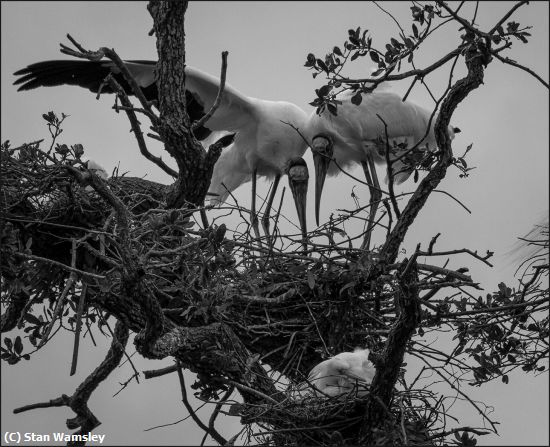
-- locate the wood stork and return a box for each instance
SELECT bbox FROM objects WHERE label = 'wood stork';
[307,88,460,251]
[13,60,310,243]
[82,158,109,180]
[297,348,376,399]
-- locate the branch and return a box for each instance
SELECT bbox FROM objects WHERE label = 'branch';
[104,74,178,177]
[492,52,549,89]
[176,361,227,446]
[60,34,158,116]
[14,253,105,280]
[192,51,229,131]
[380,37,486,264]
[488,0,529,35]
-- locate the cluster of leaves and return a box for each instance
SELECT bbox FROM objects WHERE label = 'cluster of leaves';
[304,3,439,115]
[423,277,548,387]
[1,335,29,365]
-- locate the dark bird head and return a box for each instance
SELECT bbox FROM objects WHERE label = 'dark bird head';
[286,158,309,253]
[310,134,333,226]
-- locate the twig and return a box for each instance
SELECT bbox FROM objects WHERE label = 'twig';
[488,0,529,35]
[15,253,105,279]
[104,74,178,177]
[492,52,549,89]
[70,283,88,376]
[192,51,229,130]
[175,361,227,445]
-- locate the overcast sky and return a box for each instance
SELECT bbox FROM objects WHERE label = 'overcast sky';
[1,1,548,445]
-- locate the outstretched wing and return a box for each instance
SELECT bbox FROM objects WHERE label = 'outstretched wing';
[13,60,257,141]
[13,59,158,99]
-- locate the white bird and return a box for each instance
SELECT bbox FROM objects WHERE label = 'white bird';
[307,88,460,250]
[13,60,310,243]
[80,157,108,192]
[15,60,459,252]
[297,348,376,399]
[82,158,109,180]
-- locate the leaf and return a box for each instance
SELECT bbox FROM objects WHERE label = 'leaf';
[339,281,356,296]
[327,103,338,116]
[390,37,401,48]
[333,46,343,57]
[351,92,362,106]
[349,36,360,47]
[25,313,42,325]
[369,51,379,63]
[412,23,419,38]
[318,84,332,97]
[316,59,329,73]
[350,51,360,61]
[4,338,13,351]
[14,336,23,355]
[502,374,509,384]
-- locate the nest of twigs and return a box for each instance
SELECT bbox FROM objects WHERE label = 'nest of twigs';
[0,138,489,446]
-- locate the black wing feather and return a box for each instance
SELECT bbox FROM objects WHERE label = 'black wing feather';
[13,59,211,140]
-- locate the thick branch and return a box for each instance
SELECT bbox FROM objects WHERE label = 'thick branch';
[380,43,486,264]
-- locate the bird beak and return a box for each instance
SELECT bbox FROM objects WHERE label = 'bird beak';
[312,136,333,227]
[453,127,461,134]
[288,159,309,252]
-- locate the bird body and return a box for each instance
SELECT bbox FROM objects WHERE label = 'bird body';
[309,87,459,249]
[14,59,458,248]
[299,348,376,399]
[208,99,308,204]
[307,89,456,183]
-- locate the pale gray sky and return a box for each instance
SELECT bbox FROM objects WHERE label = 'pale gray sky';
[1,1,548,445]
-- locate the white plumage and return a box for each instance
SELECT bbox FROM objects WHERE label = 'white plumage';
[82,158,109,180]
[14,60,458,248]
[308,88,459,249]
[297,348,376,399]
[80,158,108,192]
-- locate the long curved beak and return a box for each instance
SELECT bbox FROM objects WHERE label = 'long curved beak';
[288,159,309,252]
[312,138,332,227]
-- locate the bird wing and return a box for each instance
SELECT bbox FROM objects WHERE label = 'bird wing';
[13,60,258,140]
[184,66,256,132]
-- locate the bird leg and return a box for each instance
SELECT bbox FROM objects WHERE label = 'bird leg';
[360,154,382,251]
[250,169,263,244]
[261,174,281,242]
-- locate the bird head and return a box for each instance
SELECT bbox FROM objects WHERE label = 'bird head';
[310,134,333,226]
[81,158,108,180]
[286,158,309,251]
